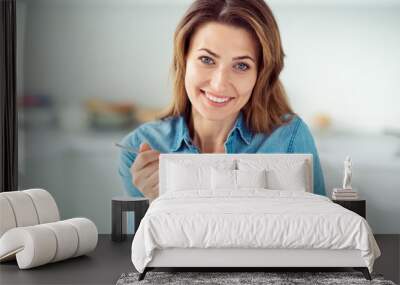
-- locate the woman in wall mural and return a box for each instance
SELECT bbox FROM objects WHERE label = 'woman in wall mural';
[118,0,326,203]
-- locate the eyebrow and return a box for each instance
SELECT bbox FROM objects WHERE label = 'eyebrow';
[198,48,255,63]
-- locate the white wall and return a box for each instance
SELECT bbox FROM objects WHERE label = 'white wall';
[274,5,400,133]
[24,0,184,109]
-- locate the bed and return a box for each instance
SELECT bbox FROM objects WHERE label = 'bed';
[130,154,381,281]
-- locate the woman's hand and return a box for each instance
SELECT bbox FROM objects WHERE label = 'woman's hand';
[130,143,160,201]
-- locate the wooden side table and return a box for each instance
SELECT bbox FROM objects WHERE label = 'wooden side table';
[112,196,149,242]
[332,199,366,219]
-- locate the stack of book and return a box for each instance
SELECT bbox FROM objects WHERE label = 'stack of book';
[332,188,359,200]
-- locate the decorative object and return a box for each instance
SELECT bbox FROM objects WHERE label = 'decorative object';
[332,156,359,200]
[0,189,98,269]
[343,155,353,190]
[332,188,359,200]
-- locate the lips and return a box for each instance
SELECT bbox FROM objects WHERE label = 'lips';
[200,89,234,107]
[200,89,233,100]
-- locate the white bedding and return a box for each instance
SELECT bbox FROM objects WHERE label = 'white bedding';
[131,190,381,273]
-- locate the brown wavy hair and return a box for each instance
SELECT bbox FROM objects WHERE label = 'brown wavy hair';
[157,0,295,134]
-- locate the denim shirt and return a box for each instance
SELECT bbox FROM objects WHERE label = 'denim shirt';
[118,112,326,197]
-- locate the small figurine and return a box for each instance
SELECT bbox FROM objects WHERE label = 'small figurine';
[342,155,352,190]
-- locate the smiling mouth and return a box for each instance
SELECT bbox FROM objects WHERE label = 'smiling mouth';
[200,89,234,104]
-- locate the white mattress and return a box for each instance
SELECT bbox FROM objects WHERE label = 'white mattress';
[131,190,381,273]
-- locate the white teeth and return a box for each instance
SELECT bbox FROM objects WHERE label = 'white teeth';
[204,92,230,103]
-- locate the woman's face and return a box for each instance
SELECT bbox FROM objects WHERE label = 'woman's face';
[185,21,258,122]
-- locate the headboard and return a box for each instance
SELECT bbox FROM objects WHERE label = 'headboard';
[159,153,313,195]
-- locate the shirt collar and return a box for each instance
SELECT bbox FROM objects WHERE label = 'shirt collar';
[233,111,253,145]
[171,116,192,152]
[171,111,253,152]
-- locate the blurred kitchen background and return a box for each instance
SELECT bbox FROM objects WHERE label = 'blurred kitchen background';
[16,0,400,234]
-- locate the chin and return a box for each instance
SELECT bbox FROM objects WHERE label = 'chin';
[194,105,238,122]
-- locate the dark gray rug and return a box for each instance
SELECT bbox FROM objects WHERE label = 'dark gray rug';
[116,271,396,285]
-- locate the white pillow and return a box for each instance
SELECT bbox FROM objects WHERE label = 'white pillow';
[266,162,307,191]
[211,168,268,190]
[238,159,308,192]
[236,169,267,189]
[167,160,235,192]
[167,162,208,191]
[211,168,236,190]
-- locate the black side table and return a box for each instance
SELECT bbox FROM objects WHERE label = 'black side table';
[332,199,366,219]
[112,196,149,242]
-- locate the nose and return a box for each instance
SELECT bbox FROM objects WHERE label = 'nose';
[210,66,230,94]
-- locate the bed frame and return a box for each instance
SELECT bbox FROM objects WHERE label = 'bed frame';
[137,154,372,281]
[139,248,371,280]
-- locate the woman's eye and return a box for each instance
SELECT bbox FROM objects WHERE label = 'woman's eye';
[199,56,214,65]
[235,62,250,71]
